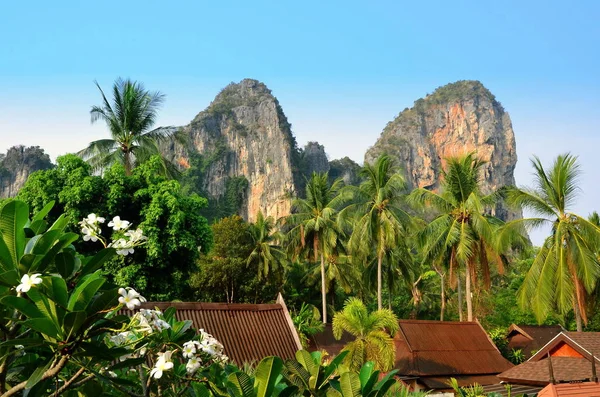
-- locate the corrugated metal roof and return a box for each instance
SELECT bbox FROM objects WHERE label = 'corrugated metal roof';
[395,320,513,377]
[308,324,353,356]
[124,297,302,365]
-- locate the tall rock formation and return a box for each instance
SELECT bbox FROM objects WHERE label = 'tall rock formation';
[0,146,53,198]
[169,79,298,222]
[365,80,520,220]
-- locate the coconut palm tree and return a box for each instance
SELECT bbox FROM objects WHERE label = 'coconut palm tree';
[505,154,600,331]
[247,211,287,284]
[78,78,180,176]
[283,172,344,323]
[409,152,518,321]
[339,154,412,310]
[332,297,399,371]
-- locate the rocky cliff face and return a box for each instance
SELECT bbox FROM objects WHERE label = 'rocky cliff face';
[0,146,53,198]
[169,79,298,222]
[365,80,520,220]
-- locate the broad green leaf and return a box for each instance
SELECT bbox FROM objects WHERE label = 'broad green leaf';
[24,358,52,391]
[79,248,116,277]
[86,288,119,315]
[359,361,374,388]
[27,288,62,329]
[0,234,15,272]
[54,251,76,279]
[32,201,55,222]
[255,356,283,397]
[48,214,69,232]
[63,311,87,338]
[192,383,213,397]
[25,220,48,237]
[67,274,106,312]
[227,372,254,397]
[49,276,69,308]
[0,201,28,270]
[24,235,42,255]
[35,232,78,272]
[339,372,361,397]
[108,356,146,371]
[0,269,19,286]
[22,318,60,339]
[0,295,43,318]
[31,230,62,255]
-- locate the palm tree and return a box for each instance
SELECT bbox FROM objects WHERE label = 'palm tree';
[332,297,399,371]
[339,154,412,310]
[283,172,344,323]
[505,154,600,331]
[78,78,180,176]
[247,211,287,284]
[409,152,519,321]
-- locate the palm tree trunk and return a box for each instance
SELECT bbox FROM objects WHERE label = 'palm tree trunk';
[124,150,132,176]
[377,252,383,310]
[466,263,473,321]
[440,273,446,322]
[574,298,583,332]
[321,252,327,324]
[457,273,463,322]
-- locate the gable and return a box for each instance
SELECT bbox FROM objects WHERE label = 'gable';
[550,341,584,358]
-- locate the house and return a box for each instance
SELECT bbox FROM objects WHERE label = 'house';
[506,324,564,359]
[537,381,600,397]
[308,324,353,357]
[498,331,600,387]
[126,294,303,364]
[394,320,513,393]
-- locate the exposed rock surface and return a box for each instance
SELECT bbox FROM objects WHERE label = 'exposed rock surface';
[167,79,298,222]
[300,142,329,176]
[0,146,53,198]
[365,80,520,220]
[329,157,361,186]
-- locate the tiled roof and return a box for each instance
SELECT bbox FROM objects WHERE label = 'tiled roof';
[498,357,597,386]
[395,320,513,378]
[565,332,600,355]
[124,295,302,365]
[529,332,600,362]
[507,324,563,359]
[538,381,600,397]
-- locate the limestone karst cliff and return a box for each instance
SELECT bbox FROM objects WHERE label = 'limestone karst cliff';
[0,146,53,198]
[365,80,520,220]
[167,79,298,222]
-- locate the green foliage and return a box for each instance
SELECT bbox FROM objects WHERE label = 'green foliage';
[292,303,324,348]
[18,155,212,300]
[332,298,399,371]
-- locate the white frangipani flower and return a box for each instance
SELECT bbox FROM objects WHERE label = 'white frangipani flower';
[182,341,197,358]
[108,216,130,231]
[86,213,105,224]
[150,351,174,379]
[124,228,146,243]
[16,273,43,293]
[118,287,144,310]
[111,238,135,256]
[186,357,201,374]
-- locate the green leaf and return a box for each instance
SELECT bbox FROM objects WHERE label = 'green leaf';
[79,248,116,277]
[48,214,69,232]
[86,288,119,315]
[54,251,76,279]
[22,318,60,339]
[0,269,19,286]
[63,310,87,338]
[31,230,61,256]
[108,356,147,371]
[0,233,15,273]
[0,295,43,318]
[35,232,78,272]
[26,220,48,236]
[192,383,213,397]
[67,274,106,312]
[0,200,28,271]
[48,276,68,308]
[255,356,283,397]
[32,201,55,222]
[227,372,254,397]
[27,288,62,331]
[24,358,52,391]
[339,372,361,397]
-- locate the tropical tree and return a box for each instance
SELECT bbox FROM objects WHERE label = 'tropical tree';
[332,297,399,371]
[339,154,412,310]
[78,78,180,176]
[283,172,344,323]
[408,152,522,321]
[505,154,600,331]
[247,211,287,284]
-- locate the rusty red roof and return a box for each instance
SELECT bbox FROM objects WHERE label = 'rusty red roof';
[125,295,302,365]
[395,320,513,384]
[498,357,597,386]
[538,381,600,397]
[307,324,353,357]
[507,324,564,359]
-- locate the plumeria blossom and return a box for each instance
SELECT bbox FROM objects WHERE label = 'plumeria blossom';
[186,357,201,374]
[16,273,42,293]
[118,287,145,310]
[124,228,147,243]
[182,341,197,358]
[108,216,130,231]
[150,351,174,379]
[111,238,135,256]
[85,213,105,224]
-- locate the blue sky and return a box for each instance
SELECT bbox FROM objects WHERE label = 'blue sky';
[1,0,599,244]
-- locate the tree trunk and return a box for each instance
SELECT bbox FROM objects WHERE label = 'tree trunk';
[377,252,383,310]
[466,263,473,321]
[440,273,446,321]
[124,150,132,176]
[388,286,392,311]
[457,273,463,322]
[574,298,583,332]
[321,252,327,324]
